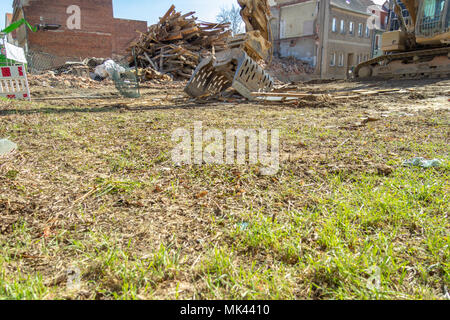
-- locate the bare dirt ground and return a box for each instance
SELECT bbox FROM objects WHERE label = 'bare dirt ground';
[0,77,448,300]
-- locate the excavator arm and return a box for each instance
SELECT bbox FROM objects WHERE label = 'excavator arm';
[238,0,271,41]
[1,18,37,35]
[393,0,419,33]
[400,0,419,28]
[1,18,61,36]
[184,0,274,100]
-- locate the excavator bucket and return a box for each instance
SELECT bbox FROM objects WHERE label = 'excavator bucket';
[184,48,274,100]
[231,51,274,99]
[184,56,231,99]
[185,0,274,100]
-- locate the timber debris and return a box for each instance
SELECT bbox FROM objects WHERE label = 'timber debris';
[127,5,231,81]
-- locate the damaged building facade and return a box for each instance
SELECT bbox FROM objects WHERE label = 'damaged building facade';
[9,0,147,67]
[270,0,374,79]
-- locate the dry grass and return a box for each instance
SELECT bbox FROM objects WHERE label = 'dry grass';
[0,78,449,300]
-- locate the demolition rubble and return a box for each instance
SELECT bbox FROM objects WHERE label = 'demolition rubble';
[26,5,233,88]
[4,4,321,98]
[127,5,231,81]
[4,4,448,103]
[267,57,315,80]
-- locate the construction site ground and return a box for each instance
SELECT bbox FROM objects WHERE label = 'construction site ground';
[0,77,448,299]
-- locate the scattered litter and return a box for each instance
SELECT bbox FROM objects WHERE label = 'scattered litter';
[402,157,442,168]
[252,89,401,106]
[27,56,126,89]
[0,139,17,156]
[94,60,126,79]
[28,72,113,90]
[444,285,450,300]
[237,222,249,231]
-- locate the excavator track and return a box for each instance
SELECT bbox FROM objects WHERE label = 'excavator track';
[354,46,450,80]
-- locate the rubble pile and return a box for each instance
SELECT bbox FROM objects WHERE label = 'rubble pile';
[268,57,315,76]
[28,72,113,89]
[52,62,91,78]
[27,57,133,89]
[127,5,231,81]
[48,58,107,77]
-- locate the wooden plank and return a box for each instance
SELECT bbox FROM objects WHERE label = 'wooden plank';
[144,52,159,71]
[251,92,311,97]
[159,5,176,23]
[127,5,231,80]
[164,32,183,41]
[160,48,164,72]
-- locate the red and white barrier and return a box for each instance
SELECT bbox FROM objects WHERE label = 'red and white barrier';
[0,65,31,101]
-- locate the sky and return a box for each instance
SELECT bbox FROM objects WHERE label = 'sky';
[0,0,236,29]
[1,0,387,29]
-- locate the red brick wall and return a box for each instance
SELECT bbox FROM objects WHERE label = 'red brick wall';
[112,18,147,57]
[17,0,146,61]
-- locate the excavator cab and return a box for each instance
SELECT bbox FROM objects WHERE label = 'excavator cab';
[416,0,450,41]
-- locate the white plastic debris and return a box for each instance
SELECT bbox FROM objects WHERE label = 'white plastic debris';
[0,139,17,156]
[94,60,125,79]
[402,157,442,168]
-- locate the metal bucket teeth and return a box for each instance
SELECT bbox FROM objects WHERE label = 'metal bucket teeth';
[184,57,232,98]
[231,52,274,100]
[185,51,274,100]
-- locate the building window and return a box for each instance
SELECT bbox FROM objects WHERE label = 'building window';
[332,18,337,32]
[358,23,363,37]
[338,53,344,67]
[357,54,365,63]
[375,35,380,50]
[280,20,286,39]
[349,21,354,35]
[365,26,370,37]
[330,53,336,66]
[340,19,345,33]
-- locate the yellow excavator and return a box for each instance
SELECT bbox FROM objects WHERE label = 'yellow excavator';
[184,0,274,99]
[355,0,450,79]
